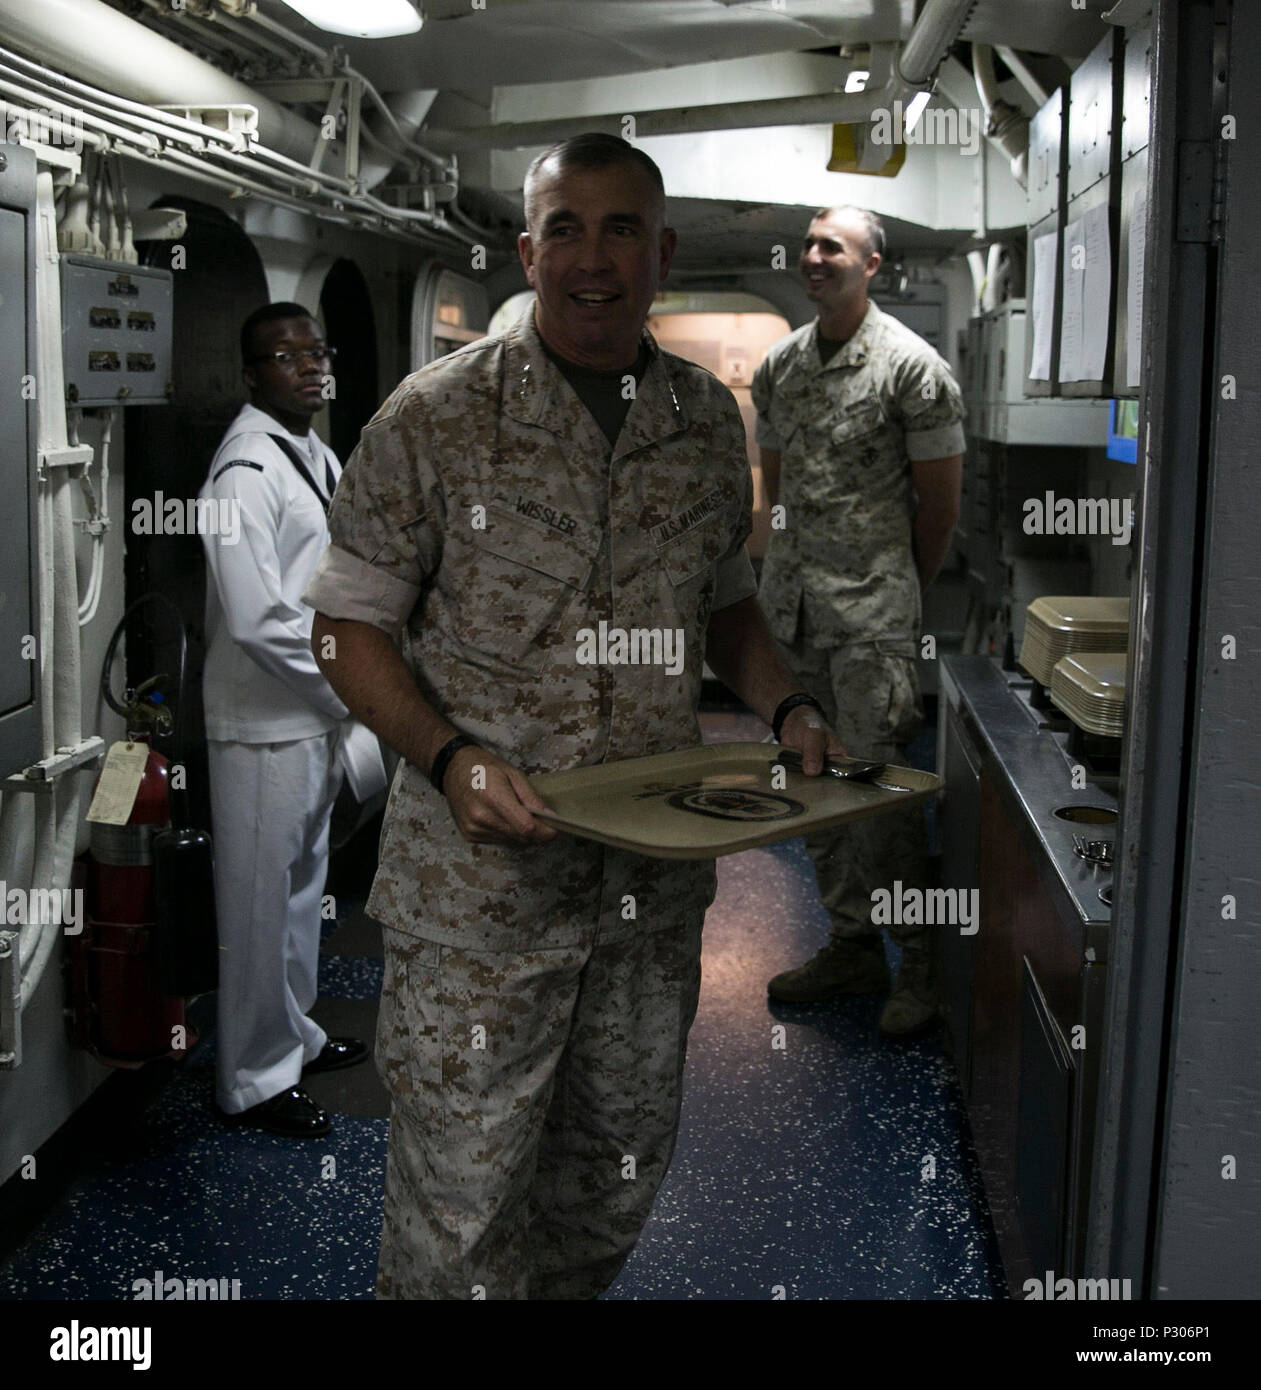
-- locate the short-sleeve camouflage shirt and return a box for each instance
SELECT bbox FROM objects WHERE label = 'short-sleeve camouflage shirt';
[303,305,757,951]
[750,300,965,649]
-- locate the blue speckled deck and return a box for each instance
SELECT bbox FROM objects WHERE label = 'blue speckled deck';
[605,833,1002,1299]
[0,712,1003,1300]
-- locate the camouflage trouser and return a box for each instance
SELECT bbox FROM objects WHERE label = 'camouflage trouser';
[375,917,704,1300]
[780,623,931,947]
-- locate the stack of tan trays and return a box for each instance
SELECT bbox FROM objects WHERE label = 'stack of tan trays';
[1050,652,1128,737]
[1018,596,1130,687]
[530,743,941,860]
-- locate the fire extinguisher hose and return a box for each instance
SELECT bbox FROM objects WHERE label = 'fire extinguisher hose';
[100,592,188,828]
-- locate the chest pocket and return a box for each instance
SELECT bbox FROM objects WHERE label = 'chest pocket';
[829,399,886,445]
[653,488,735,589]
[460,500,598,670]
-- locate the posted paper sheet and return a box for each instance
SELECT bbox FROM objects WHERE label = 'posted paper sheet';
[1127,184,1147,388]
[1060,204,1112,382]
[1029,232,1056,381]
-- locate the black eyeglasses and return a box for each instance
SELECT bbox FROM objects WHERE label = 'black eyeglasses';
[249,347,338,367]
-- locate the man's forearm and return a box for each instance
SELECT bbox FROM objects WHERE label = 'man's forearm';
[704,595,809,729]
[910,454,962,589]
[913,514,956,589]
[311,613,457,774]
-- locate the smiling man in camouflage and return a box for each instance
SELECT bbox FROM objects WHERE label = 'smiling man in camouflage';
[304,134,844,1300]
[754,206,964,1036]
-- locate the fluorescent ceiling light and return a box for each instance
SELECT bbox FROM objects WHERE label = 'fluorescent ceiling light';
[278,0,422,38]
[844,70,870,93]
[904,90,932,132]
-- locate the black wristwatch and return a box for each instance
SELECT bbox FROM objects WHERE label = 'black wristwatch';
[772,693,825,743]
[429,734,479,795]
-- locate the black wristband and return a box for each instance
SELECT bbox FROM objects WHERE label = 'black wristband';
[772,693,825,743]
[429,734,479,796]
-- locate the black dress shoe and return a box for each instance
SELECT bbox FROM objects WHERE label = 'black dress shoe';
[303,1036,368,1075]
[225,1086,331,1138]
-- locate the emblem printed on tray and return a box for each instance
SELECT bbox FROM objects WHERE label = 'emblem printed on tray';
[665,789,806,822]
[633,780,702,800]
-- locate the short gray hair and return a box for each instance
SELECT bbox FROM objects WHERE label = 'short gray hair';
[523,132,666,233]
[813,205,885,260]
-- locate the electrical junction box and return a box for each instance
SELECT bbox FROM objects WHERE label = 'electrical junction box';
[60,254,173,405]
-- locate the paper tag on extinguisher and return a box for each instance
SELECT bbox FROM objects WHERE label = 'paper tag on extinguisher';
[85,741,151,825]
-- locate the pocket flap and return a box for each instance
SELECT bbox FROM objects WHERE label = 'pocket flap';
[654,487,735,586]
[830,401,885,443]
[477,501,597,589]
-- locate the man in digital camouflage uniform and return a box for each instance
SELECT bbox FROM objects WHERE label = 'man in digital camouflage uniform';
[303,134,845,1300]
[754,206,963,1036]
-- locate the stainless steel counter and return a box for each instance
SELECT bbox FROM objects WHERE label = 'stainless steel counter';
[940,655,1116,954]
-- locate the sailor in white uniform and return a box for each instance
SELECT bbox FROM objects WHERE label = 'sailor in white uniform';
[199,302,382,1137]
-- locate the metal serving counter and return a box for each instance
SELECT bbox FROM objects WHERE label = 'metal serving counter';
[940,655,1115,948]
[937,653,1121,1296]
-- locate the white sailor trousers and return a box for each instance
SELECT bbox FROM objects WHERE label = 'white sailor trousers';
[208,732,342,1112]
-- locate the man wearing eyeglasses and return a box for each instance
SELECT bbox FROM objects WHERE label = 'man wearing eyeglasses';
[199,302,375,1138]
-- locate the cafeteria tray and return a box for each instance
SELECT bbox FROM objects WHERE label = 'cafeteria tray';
[1019,596,1130,685]
[529,742,941,860]
[1051,651,1128,736]
[1026,595,1130,634]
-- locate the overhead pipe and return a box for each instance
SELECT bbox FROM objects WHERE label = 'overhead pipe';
[131,0,453,183]
[0,42,261,156]
[244,1,334,63]
[982,240,1004,310]
[133,0,261,74]
[0,69,475,246]
[972,43,1030,188]
[972,44,1001,124]
[207,10,299,67]
[896,0,980,86]
[215,3,453,181]
[0,70,161,153]
[425,0,978,151]
[0,0,324,165]
[148,0,302,70]
[966,249,987,312]
[357,85,446,186]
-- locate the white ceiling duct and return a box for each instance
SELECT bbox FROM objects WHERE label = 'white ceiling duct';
[897,0,979,87]
[971,43,1030,189]
[425,0,976,151]
[358,88,440,190]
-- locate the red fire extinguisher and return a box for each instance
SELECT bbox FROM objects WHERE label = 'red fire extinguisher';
[70,595,218,1064]
[80,679,186,1064]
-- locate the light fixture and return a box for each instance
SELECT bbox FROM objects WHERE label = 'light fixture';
[904,90,932,133]
[278,0,422,38]
[844,70,870,93]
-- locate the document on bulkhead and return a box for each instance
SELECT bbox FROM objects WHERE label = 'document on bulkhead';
[1029,232,1056,381]
[1079,203,1112,381]
[1127,184,1147,388]
[1059,216,1085,382]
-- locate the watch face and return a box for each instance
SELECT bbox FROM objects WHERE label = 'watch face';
[666,789,806,822]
